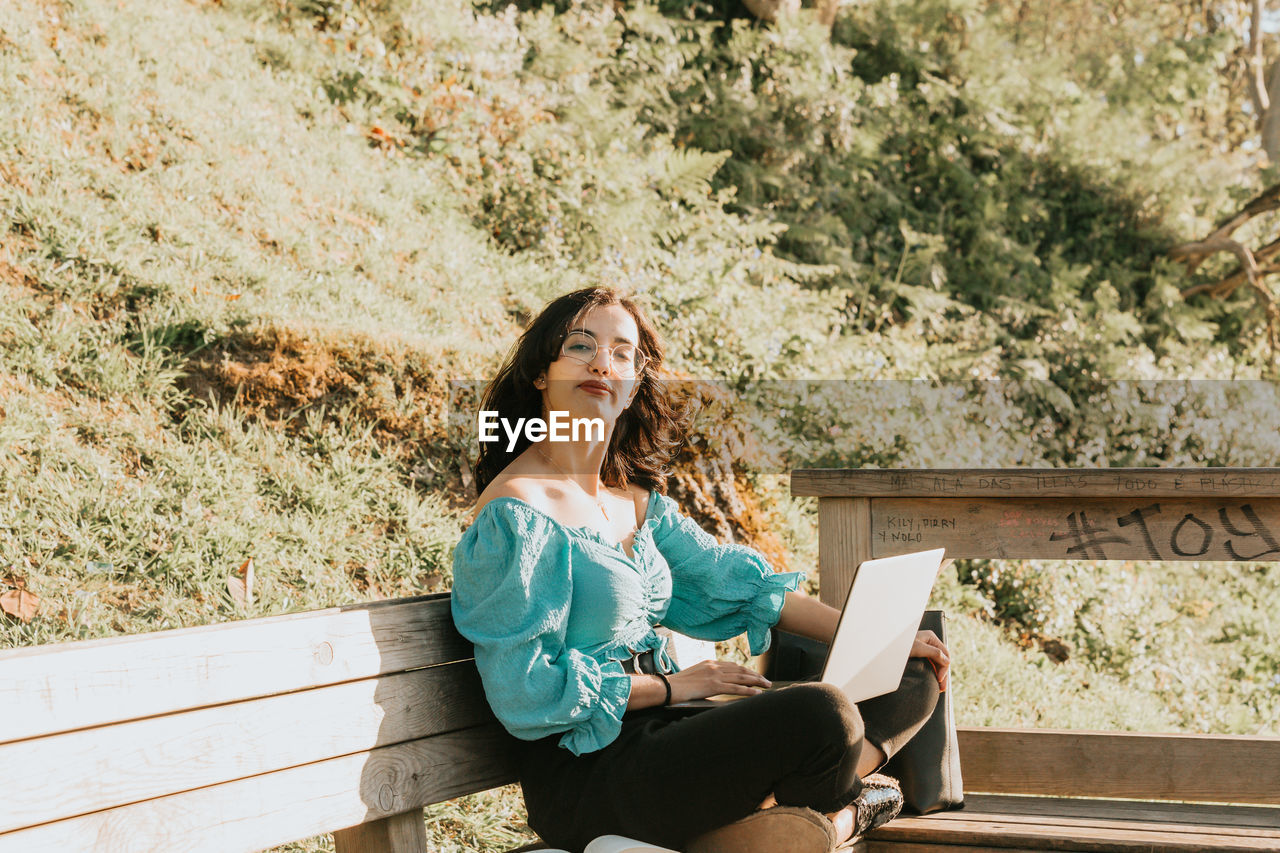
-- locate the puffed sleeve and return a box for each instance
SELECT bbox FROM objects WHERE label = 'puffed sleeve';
[450,501,632,756]
[650,492,804,655]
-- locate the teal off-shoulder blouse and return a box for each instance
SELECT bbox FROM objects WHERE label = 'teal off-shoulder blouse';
[450,490,803,756]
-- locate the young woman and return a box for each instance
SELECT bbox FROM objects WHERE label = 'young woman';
[451,287,950,853]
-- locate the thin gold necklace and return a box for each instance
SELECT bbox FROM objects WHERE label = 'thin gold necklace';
[534,445,613,524]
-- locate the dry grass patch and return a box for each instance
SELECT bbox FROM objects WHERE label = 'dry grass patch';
[183,325,449,448]
[0,233,39,290]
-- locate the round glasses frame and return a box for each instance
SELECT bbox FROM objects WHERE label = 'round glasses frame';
[559,330,649,379]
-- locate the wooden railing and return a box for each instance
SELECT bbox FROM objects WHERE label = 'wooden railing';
[793,468,1280,813]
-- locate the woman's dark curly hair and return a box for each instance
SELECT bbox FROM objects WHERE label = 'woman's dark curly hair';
[473,287,687,496]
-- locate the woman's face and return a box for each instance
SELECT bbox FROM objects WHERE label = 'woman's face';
[538,304,644,429]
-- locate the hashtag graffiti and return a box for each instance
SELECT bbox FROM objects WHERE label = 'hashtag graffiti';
[1049,511,1131,560]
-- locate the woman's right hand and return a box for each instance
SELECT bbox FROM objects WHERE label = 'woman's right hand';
[667,660,772,704]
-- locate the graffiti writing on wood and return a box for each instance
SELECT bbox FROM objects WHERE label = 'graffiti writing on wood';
[1048,503,1280,560]
[877,516,956,545]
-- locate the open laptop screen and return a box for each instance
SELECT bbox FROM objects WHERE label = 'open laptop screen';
[820,547,945,702]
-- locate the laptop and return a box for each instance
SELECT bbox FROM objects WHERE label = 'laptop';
[671,547,945,708]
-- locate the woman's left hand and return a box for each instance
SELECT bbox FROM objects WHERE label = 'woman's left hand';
[910,629,950,692]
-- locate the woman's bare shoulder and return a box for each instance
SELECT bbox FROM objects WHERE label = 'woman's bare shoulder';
[471,471,554,522]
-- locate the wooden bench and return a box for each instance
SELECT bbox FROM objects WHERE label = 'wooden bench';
[0,593,710,853]
[3,467,1277,853]
[0,594,520,853]
[795,467,1280,852]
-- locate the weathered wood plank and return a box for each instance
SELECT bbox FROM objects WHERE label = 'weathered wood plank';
[0,662,492,833]
[867,837,1261,853]
[892,813,1280,842]
[818,497,871,608]
[0,724,517,853]
[793,468,1280,499]
[866,497,1280,561]
[865,843,1044,853]
[871,812,1279,851]
[945,795,1280,831]
[957,728,1280,804]
[901,795,1280,840]
[333,809,428,853]
[0,594,472,745]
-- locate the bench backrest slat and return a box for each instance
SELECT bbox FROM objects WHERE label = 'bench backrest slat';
[958,728,1280,805]
[0,662,494,834]
[0,593,469,744]
[0,724,516,853]
[0,592,523,846]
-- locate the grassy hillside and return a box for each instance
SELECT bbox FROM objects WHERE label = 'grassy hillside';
[2,1,1278,850]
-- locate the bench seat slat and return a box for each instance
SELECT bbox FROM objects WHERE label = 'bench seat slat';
[0,725,518,853]
[948,795,1280,831]
[865,842,1049,853]
[872,795,1280,852]
[893,797,1280,838]
[958,728,1280,804]
[0,661,492,833]
[871,825,1279,852]
[873,813,1280,852]
[0,594,470,745]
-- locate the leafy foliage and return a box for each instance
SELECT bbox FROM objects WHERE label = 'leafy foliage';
[3,1,1280,849]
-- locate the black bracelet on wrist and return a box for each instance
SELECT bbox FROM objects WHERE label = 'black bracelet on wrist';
[655,671,672,706]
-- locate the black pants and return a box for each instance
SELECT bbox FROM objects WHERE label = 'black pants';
[517,658,940,852]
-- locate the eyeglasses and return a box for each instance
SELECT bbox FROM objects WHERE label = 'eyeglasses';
[559,330,649,378]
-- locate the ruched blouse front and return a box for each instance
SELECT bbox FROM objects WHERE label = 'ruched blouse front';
[450,490,804,756]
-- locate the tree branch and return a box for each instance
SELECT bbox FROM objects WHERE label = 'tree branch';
[1175,237,1259,291]
[1250,0,1269,119]
[1178,235,1280,297]
[1169,182,1280,273]
[1176,236,1280,363]
[1262,60,1280,162]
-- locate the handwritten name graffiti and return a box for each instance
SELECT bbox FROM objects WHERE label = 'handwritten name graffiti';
[878,516,956,544]
[1048,503,1280,561]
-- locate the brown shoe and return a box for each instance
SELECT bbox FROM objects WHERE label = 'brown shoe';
[850,774,904,839]
[685,807,836,853]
